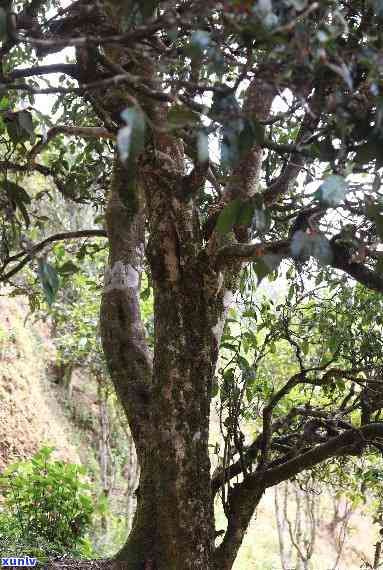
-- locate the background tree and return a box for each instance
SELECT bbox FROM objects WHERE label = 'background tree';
[3,1,383,569]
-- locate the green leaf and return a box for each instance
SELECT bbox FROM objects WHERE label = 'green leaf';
[253,257,271,284]
[216,198,263,235]
[38,446,55,459]
[17,110,34,139]
[168,105,200,129]
[315,175,348,206]
[197,130,209,163]
[5,110,35,144]
[311,234,333,265]
[212,378,219,398]
[237,201,255,226]
[216,198,242,235]
[1,180,31,226]
[2,180,31,204]
[242,310,257,319]
[0,96,9,110]
[57,261,79,276]
[38,260,60,306]
[139,0,157,19]
[118,106,146,164]
[141,287,151,301]
[223,368,235,384]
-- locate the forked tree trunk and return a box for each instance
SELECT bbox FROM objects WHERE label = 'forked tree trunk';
[100,156,228,569]
[90,3,272,567]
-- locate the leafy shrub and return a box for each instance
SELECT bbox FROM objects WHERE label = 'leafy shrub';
[0,447,94,559]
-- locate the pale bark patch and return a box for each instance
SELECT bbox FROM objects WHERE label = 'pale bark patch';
[212,289,234,343]
[104,261,139,292]
[223,290,234,309]
[163,235,180,282]
[193,430,202,442]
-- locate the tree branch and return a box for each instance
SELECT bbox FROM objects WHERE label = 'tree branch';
[23,12,174,52]
[3,71,177,102]
[262,422,383,489]
[29,126,114,161]
[215,240,291,267]
[212,408,300,496]
[263,86,325,206]
[215,239,383,294]
[1,229,107,283]
[214,422,383,570]
[332,243,383,293]
[0,160,50,177]
[8,63,79,80]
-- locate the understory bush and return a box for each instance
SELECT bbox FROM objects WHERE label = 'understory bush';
[0,447,94,560]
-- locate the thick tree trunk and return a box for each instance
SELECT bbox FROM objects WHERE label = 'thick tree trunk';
[100,155,226,568]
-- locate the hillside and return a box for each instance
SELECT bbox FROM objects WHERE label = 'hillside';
[0,295,81,469]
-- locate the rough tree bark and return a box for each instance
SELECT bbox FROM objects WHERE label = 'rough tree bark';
[99,138,226,568]
[96,3,231,567]
[95,10,277,566]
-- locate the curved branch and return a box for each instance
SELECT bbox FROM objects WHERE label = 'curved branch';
[9,63,79,80]
[212,366,364,495]
[22,13,173,52]
[3,71,176,102]
[332,244,383,293]
[1,229,107,282]
[214,422,383,570]
[215,240,290,267]
[0,160,51,176]
[215,239,383,294]
[29,126,114,161]
[262,422,383,489]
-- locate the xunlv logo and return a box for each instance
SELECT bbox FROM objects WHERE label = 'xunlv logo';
[1,557,37,567]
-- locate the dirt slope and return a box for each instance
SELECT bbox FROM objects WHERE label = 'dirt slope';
[0,295,80,469]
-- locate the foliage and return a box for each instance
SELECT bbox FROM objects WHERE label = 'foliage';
[0,447,94,560]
